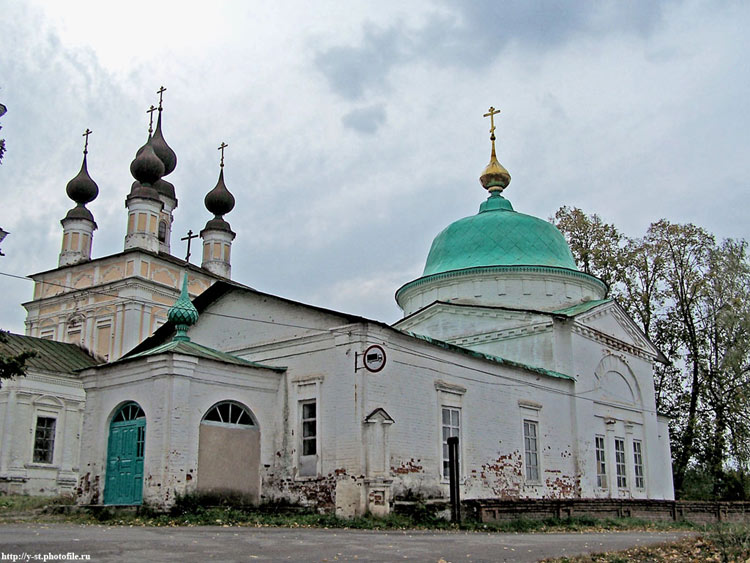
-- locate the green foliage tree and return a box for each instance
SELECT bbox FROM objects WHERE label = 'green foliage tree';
[552,206,623,288]
[651,220,715,495]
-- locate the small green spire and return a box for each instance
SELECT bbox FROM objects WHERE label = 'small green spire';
[168,274,199,341]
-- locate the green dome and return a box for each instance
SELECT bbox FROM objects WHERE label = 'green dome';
[168,274,199,341]
[422,193,577,276]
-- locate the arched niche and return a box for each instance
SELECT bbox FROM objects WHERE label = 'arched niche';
[594,354,642,406]
[198,400,260,502]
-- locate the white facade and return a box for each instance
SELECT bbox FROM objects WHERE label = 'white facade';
[0,336,93,496]
[75,283,673,514]
[77,350,282,506]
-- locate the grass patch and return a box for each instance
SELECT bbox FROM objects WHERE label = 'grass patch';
[67,495,706,532]
[0,493,75,513]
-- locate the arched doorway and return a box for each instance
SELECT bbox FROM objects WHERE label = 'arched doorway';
[104,402,145,505]
[198,401,260,501]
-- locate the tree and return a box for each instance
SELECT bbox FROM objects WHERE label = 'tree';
[552,206,623,288]
[0,330,35,387]
[650,220,715,495]
[696,239,750,496]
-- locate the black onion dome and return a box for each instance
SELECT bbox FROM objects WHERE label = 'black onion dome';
[66,155,99,205]
[151,112,177,176]
[64,203,95,222]
[130,137,165,186]
[204,169,235,217]
[154,178,176,200]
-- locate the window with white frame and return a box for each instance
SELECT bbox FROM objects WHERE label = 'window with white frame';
[595,435,607,488]
[203,401,255,427]
[299,400,317,477]
[633,440,645,489]
[33,416,56,464]
[523,420,540,482]
[615,437,627,488]
[441,407,460,479]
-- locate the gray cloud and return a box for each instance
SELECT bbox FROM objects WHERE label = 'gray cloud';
[341,104,386,134]
[314,24,407,100]
[315,1,676,99]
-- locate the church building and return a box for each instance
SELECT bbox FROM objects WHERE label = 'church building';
[5,95,674,514]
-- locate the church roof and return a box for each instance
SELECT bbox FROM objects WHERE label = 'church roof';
[122,338,285,371]
[0,332,99,374]
[422,193,578,277]
[402,331,575,381]
[552,299,613,317]
[131,280,577,382]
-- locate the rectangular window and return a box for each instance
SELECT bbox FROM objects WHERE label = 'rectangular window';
[524,420,540,482]
[633,440,645,489]
[441,407,460,479]
[595,435,607,488]
[615,437,627,488]
[302,401,316,456]
[299,400,317,477]
[33,417,56,464]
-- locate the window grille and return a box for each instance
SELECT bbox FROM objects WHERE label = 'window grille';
[33,417,56,464]
[524,420,540,482]
[441,407,460,479]
[615,438,627,488]
[595,435,607,488]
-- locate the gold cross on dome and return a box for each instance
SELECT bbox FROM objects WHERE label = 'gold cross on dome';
[483,106,501,138]
[146,105,157,133]
[156,86,167,109]
[82,128,92,154]
[218,142,228,168]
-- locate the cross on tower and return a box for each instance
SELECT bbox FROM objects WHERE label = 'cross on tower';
[483,106,501,140]
[218,142,228,168]
[156,86,167,110]
[82,128,92,154]
[146,105,157,134]
[181,229,200,262]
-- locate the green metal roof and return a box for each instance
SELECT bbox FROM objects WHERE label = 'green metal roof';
[422,193,577,276]
[402,330,575,381]
[553,299,612,317]
[0,332,99,374]
[122,339,286,371]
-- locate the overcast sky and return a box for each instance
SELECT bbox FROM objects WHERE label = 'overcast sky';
[1,0,748,335]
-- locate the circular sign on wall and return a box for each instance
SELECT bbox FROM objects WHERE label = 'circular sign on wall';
[363,344,386,373]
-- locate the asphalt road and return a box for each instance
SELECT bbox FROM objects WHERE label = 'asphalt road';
[0,524,694,562]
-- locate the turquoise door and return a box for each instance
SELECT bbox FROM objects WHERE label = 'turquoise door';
[104,403,145,505]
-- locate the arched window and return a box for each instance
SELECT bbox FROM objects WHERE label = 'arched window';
[158,220,167,243]
[202,401,255,427]
[112,403,145,423]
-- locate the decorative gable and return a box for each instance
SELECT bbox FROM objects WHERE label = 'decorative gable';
[364,408,395,424]
[574,301,661,360]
